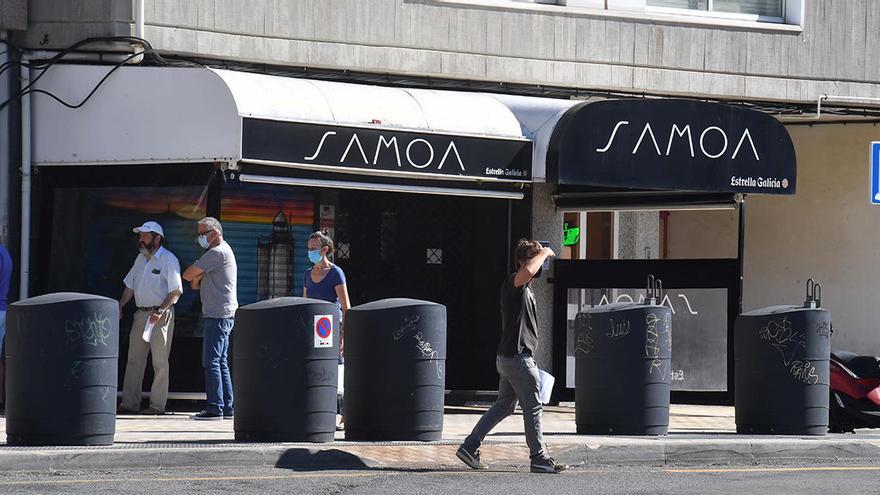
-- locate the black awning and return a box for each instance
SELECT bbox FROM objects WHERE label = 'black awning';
[546,99,796,195]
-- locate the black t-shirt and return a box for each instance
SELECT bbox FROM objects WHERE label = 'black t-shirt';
[497,272,539,357]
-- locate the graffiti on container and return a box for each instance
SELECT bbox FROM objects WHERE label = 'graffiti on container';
[392,314,421,341]
[306,367,335,386]
[606,318,631,341]
[789,360,820,385]
[645,313,671,378]
[70,360,83,379]
[758,316,805,367]
[574,314,594,357]
[63,360,84,390]
[65,312,112,347]
[815,321,831,338]
[414,332,443,380]
[597,292,698,315]
[671,369,685,382]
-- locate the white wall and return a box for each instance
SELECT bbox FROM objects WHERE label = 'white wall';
[745,124,880,355]
[669,123,880,356]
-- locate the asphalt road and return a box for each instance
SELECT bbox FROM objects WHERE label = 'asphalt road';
[2,464,880,494]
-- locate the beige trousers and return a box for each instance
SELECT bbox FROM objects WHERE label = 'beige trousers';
[120,308,174,412]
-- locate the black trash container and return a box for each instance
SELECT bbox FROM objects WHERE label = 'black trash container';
[233,297,342,442]
[735,305,830,435]
[5,293,119,446]
[574,301,673,435]
[344,298,446,441]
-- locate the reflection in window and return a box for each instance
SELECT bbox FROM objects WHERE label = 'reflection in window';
[647,0,783,17]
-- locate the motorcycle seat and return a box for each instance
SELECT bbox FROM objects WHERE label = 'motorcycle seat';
[832,350,880,379]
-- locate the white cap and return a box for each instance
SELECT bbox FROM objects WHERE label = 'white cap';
[133,221,164,237]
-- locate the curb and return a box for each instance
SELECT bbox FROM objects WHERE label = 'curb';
[554,440,880,467]
[3,439,880,473]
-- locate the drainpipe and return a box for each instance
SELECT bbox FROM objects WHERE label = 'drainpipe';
[19,61,30,299]
[135,0,145,39]
[0,32,9,244]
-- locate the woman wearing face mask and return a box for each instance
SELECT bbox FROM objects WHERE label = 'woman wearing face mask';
[303,231,350,430]
[302,231,351,326]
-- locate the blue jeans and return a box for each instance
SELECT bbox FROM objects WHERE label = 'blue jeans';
[463,354,548,461]
[202,317,234,415]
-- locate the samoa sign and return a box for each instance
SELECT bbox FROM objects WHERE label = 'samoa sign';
[242,118,533,182]
[546,99,797,195]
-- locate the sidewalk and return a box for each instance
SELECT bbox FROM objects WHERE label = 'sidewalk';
[1,404,879,472]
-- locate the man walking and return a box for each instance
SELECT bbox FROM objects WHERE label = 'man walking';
[118,221,182,415]
[456,239,567,474]
[183,217,237,420]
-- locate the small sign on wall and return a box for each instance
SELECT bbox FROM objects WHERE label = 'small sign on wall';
[871,142,880,205]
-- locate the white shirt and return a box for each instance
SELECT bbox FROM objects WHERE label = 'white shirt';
[123,246,183,308]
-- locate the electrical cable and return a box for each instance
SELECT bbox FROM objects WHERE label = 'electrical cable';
[9,51,145,110]
[0,36,202,112]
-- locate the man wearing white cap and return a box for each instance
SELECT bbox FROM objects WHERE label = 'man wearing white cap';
[118,221,183,415]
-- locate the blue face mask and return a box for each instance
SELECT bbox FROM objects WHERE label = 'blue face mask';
[197,235,210,249]
[308,249,323,264]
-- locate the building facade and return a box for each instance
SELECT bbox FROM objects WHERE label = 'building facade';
[2,0,879,400]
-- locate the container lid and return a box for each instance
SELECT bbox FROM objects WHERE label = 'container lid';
[578,301,664,314]
[239,296,337,310]
[11,292,116,306]
[351,298,443,311]
[740,304,826,316]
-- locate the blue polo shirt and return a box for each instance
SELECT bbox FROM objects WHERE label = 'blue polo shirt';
[304,264,346,306]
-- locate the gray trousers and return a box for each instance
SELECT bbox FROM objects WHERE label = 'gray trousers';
[121,308,175,412]
[463,354,548,461]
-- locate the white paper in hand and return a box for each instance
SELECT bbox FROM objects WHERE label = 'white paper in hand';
[337,363,345,395]
[537,368,555,405]
[142,319,155,343]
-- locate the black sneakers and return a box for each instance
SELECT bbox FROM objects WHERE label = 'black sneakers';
[456,445,488,470]
[191,410,223,421]
[530,457,568,474]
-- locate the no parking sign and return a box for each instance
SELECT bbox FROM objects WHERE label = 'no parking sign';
[314,315,333,348]
[871,142,880,205]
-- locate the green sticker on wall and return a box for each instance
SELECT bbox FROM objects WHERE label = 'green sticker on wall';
[563,223,580,246]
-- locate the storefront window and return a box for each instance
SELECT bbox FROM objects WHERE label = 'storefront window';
[565,287,728,391]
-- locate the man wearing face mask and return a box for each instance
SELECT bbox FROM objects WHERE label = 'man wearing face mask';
[183,217,238,420]
[118,221,183,415]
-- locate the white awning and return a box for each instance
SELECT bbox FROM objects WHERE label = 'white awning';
[31,64,571,180]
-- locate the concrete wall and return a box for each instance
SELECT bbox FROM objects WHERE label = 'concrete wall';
[668,123,880,356]
[13,0,132,47]
[0,0,27,31]
[11,0,880,103]
[617,211,660,260]
[531,182,562,373]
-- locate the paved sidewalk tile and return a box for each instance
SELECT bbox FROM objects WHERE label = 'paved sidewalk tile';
[0,404,736,445]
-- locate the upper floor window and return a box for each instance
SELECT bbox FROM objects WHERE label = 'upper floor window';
[647,0,784,21]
